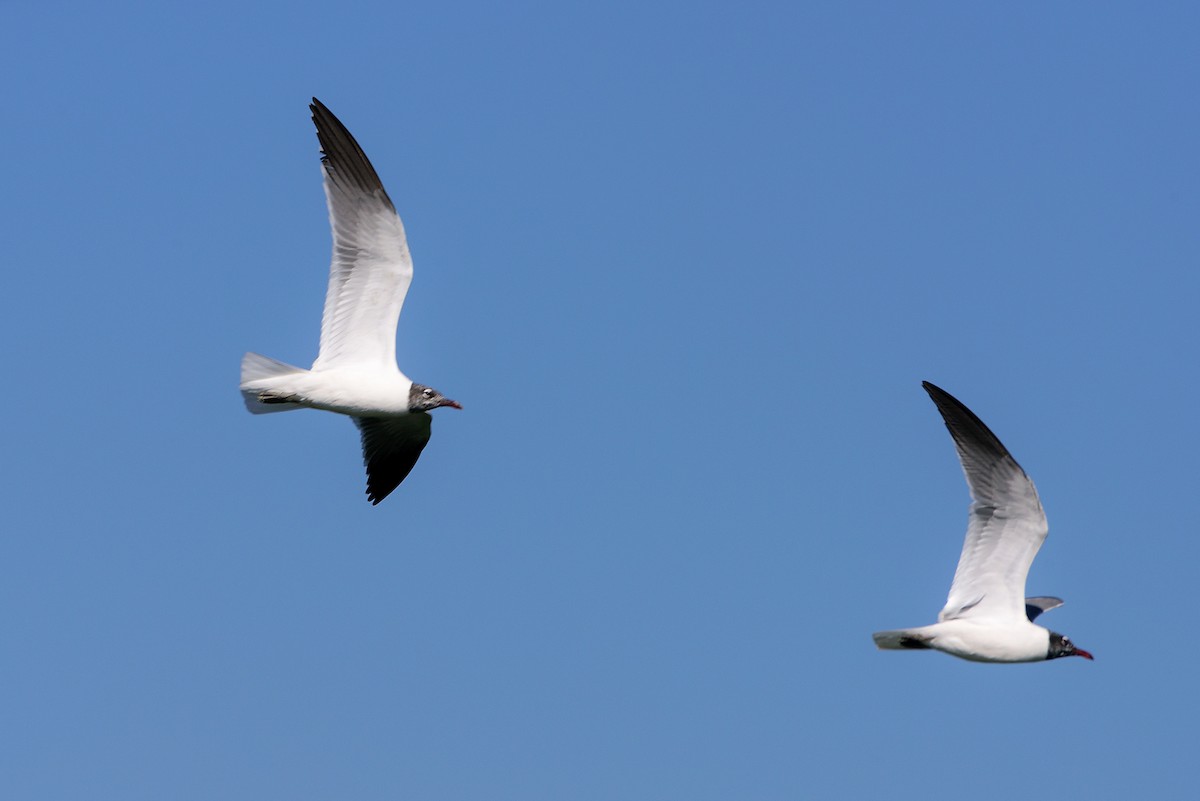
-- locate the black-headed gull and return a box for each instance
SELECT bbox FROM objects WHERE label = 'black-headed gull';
[240,99,460,505]
[872,382,1092,663]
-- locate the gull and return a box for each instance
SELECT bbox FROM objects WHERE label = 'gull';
[872,381,1092,663]
[240,98,460,505]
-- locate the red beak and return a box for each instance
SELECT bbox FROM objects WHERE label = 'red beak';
[442,399,463,410]
[1073,647,1094,661]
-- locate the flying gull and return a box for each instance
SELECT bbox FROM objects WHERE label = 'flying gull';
[872,382,1092,663]
[240,98,460,505]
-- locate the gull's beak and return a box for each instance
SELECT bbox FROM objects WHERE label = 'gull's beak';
[442,399,463,410]
[1072,646,1094,661]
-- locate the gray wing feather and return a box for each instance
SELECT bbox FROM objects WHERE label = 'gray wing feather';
[1024,596,1064,622]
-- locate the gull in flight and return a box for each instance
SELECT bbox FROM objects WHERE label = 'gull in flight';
[872,381,1092,663]
[240,98,460,505]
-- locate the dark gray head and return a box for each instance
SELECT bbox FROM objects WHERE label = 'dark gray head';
[1047,631,1094,661]
[409,383,462,413]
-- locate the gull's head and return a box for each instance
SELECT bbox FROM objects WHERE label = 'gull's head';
[409,383,463,412]
[1047,631,1094,661]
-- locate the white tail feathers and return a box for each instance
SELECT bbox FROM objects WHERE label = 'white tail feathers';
[240,352,307,414]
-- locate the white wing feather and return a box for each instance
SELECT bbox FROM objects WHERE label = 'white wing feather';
[309,99,412,372]
[923,382,1049,624]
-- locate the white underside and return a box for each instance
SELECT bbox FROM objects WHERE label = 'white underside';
[875,618,1050,663]
[240,352,413,417]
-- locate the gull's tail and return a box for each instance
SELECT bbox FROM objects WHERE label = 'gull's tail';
[240,352,307,414]
[872,628,933,651]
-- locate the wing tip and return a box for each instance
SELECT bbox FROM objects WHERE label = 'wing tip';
[920,379,1016,463]
[1025,596,1065,622]
[307,97,396,210]
[920,379,952,406]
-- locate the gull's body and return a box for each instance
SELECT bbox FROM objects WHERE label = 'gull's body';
[240,99,460,505]
[875,613,1056,664]
[872,382,1092,664]
[244,364,413,417]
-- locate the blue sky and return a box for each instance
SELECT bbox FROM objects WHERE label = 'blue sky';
[3,1,1198,798]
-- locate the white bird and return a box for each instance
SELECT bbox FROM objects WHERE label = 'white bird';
[872,381,1092,663]
[240,98,461,505]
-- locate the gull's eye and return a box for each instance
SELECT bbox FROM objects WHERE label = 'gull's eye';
[423,388,434,396]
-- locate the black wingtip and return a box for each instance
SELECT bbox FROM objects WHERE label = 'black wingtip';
[309,97,326,121]
[921,380,949,403]
[921,381,956,416]
[921,380,1014,461]
[366,482,395,506]
[366,479,407,505]
[307,98,395,209]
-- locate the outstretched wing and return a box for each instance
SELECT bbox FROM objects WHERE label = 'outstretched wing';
[310,98,413,372]
[354,414,433,505]
[923,382,1050,624]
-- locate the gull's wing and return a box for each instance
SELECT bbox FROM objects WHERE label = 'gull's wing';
[354,414,433,505]
[309,98,412,372]
[1024,596,1064,622]
[923,382,1049,624]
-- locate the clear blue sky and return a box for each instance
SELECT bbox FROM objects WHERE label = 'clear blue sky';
[3,2,1197,798]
